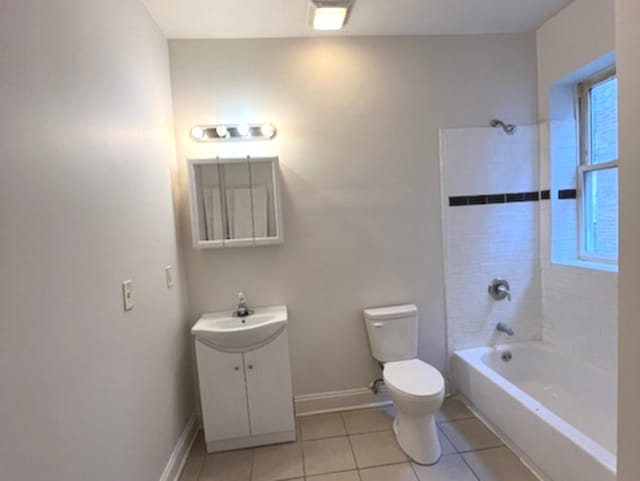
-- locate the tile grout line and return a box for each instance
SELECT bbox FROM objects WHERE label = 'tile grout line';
[458,451,482,481]
[340,411,362,480]
[249,446,256,481]
[436,423,459,455]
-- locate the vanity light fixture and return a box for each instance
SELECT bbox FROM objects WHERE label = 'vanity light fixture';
[190,126,205,140]
[237,124,250,137]
[309,0,354,31]
[260,123,276,138]
[215,125,230,139]
[189,123,277,142]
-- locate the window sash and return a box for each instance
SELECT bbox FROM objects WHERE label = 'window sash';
[577,68,618,264]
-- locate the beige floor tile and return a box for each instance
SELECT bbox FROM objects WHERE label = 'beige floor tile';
[463,447,538,481]
[435,397,474,423]
[300,413,346,440]
[360,463,419,481]
[438,418,503,453]
[252,441,303,481]
[342,407,394,434]
[349,431,407,468]
[306,471,360,481]
[412,454,477,481]
[180,446,205,481]
[178,432,206,481]
[302,436,356,475]
[437,426,456,455]
[199,449,253,481]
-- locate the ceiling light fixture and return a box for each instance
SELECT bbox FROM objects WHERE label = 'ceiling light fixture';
[309,1,354,31]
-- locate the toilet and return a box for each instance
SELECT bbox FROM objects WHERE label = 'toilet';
[364,304,445,465]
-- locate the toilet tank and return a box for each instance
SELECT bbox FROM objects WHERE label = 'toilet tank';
[363,304,418,363]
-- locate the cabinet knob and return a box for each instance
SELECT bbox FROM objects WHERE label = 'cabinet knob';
[234,366,240,371]
[248,364,254,370]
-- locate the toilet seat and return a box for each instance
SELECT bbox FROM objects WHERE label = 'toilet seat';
[383,359,444,399]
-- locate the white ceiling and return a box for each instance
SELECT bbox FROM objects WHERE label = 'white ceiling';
[141,0,573,39]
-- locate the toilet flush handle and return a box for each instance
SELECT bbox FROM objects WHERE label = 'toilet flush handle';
[372,322,384,328]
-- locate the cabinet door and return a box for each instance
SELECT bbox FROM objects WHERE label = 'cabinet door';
[195,340,250,441]
[244,330,295,436]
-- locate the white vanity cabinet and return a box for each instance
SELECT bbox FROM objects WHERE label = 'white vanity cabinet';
[193,321,295,452]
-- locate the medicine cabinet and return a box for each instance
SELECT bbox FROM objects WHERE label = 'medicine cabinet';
[188,157,284,248]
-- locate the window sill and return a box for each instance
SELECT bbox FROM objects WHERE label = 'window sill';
[551,258,618,273]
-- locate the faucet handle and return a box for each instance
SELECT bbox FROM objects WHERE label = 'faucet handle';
[488,279,511,302]
[237,292,246,302]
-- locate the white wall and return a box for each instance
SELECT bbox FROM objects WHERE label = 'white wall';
[616,0,640,478]
[0,2,192,481]
[169,35,538,396]
[536,0,618,373]
[537,0,615,120]
[441,126,542,351]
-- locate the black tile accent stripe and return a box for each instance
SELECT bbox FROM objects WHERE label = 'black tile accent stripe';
[487,194,506,204]
[558,189,577,200]
[541,190,551,200]
[448,190,544,207]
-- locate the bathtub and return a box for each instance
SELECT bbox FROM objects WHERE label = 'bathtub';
[453,343,616,481]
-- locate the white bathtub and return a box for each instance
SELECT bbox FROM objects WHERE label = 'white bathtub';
[454,343,616,481]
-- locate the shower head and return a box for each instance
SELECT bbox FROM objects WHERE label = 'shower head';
[491,119,517,135]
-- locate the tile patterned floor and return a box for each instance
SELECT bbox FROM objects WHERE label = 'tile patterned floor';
[178,397,539,481]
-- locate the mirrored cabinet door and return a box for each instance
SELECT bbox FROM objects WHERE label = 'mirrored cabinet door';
[221,160,254,247]
[191,162,225,247]
[249,158,283,246]
[188,157,284,249]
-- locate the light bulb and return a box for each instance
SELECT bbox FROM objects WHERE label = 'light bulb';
[260,123,276,138]
[312,6,348,30]
[237,124,250,137]
[215,125,229,139]
[190,126,205,140]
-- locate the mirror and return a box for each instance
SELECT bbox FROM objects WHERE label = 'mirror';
[188,157,283,248]
[193,163,224,243]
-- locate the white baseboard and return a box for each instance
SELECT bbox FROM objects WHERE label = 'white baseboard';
[159,413,200,481]
[295,387,391,416]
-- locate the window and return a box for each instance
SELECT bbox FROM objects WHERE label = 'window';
[578,70,619,263]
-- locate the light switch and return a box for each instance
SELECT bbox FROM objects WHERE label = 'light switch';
[165,265,174,288]
[122,280,134,311]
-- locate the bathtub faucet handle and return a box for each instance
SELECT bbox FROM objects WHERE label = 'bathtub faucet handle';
[498,285,512,302]
[489,278,511,302]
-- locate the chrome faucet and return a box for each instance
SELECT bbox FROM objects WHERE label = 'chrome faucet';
[488,278,511,302]
[233,292,254,318]
[496,322,515,336]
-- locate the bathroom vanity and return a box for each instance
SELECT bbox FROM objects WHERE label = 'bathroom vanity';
[191,305,295,452]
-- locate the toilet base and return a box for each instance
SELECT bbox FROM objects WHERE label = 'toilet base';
[392,412,441,465]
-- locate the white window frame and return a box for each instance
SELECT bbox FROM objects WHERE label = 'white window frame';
[577,67,618,265]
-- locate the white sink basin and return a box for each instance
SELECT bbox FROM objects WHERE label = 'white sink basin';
[191,305,288,352]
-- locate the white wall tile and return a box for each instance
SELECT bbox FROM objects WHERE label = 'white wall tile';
[442,127,542,351]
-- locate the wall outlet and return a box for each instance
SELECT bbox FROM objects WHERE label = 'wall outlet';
[165,265,174,288]
[122,280,134,311]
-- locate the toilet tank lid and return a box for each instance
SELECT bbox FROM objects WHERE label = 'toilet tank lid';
[364,304,418,321]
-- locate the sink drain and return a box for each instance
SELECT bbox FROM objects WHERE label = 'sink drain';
[501,350,513,362]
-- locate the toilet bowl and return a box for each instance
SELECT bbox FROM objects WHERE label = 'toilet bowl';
[363,304,445,465]
[383,359,445,465]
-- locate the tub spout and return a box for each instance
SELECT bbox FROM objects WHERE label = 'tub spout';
[496,322,515,336]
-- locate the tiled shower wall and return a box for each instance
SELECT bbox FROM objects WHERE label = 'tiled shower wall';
[441,124,618,375]
[441,126,543,351]
[540,121,618,373]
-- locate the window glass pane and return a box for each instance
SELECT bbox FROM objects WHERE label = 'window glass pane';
[584,167,619,259]
[590,77,618,164]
